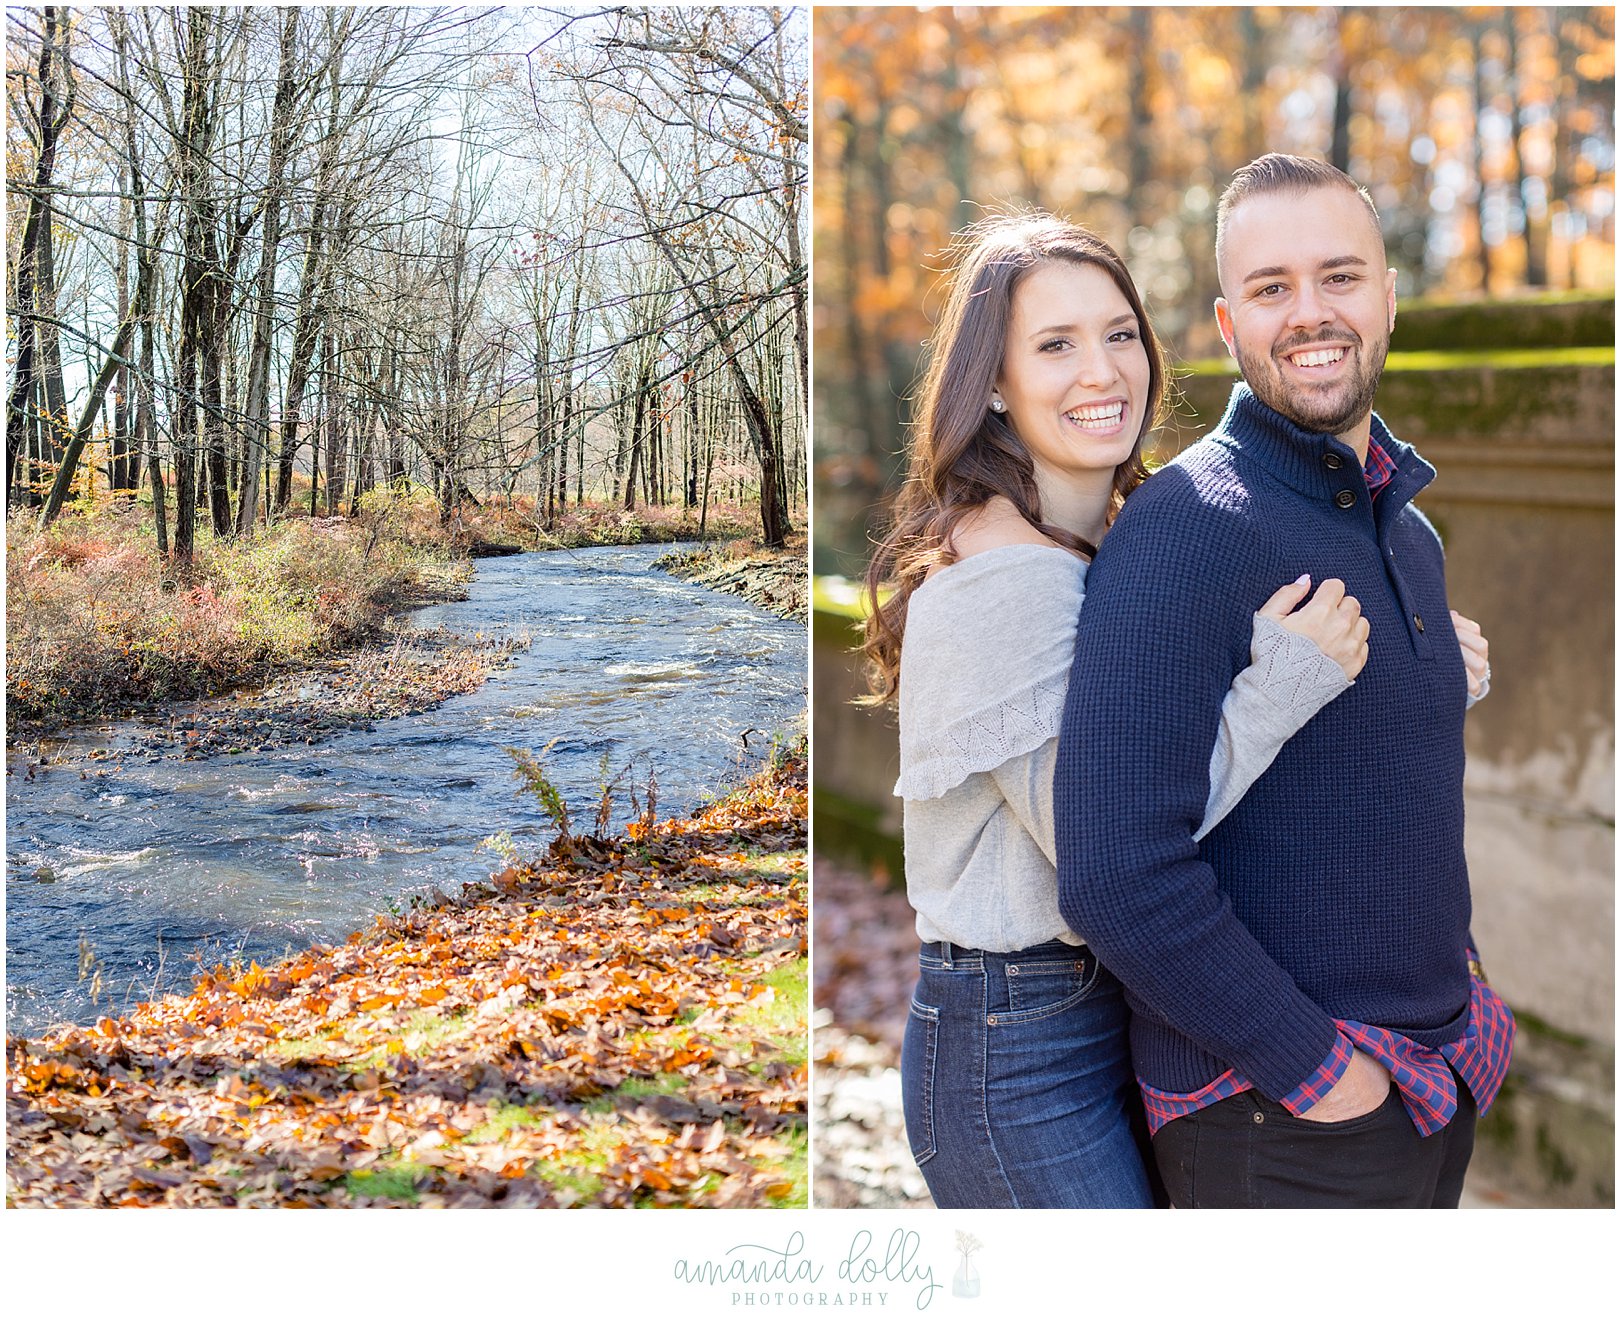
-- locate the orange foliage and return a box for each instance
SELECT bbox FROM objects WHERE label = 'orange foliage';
[7,756,808,1208]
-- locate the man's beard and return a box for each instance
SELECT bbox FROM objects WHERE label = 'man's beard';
[1233,329,1388,437]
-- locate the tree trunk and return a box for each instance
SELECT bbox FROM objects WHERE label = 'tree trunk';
[1126,8,1155,218]
[38,313,141,527]
[110,205,135,499]
[621,370,647,512]
[324,330,347,516]
[203,253,231,535]
[1471,21,1493,294]
[1551,7,1579,287]
[1506,11,1548,286]
[1329,11,1354,175]
[8,7,75,503]
[276,203,329,510]
[237,7,301,533]
[112,10,165,552]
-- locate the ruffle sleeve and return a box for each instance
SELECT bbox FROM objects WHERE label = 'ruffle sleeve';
[894,545,1085,801]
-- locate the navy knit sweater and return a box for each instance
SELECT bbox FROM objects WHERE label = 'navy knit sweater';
[1055,384,1474,1102]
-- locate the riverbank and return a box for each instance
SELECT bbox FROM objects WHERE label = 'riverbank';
[8,499,800,747]
[444,493,760,555]
[655,536,808,620]
[7,750,807,1208]
[6,506,470,746]
[14,624,530,776]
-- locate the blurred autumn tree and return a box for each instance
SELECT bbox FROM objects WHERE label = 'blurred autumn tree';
[813,5,1615,574]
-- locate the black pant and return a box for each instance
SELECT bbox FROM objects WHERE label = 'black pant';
[1151,1082,1477,1208]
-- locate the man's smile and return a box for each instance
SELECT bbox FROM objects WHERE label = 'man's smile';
[1283,345,1349,370]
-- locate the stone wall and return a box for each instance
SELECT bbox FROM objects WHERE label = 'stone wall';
[813,583,904,879]
[814,294,1615,1205]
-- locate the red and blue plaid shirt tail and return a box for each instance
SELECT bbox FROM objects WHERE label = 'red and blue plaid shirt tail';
[1140,966,1515,1136]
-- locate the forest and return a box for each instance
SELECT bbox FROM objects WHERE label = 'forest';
[812,5,1615,572]
[8,5,808,732]
[8,5,807,554]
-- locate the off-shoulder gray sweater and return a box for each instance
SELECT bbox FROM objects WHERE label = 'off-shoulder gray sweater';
[895,544,1352,951]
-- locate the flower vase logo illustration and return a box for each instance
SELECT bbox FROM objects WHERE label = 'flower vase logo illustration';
[952,1232,982,1299]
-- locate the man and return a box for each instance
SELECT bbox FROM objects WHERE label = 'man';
[1054,154,1513,1209]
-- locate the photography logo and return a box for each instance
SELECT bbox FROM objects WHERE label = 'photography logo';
[670,1228,949,1308]
[951,1232,982,1300]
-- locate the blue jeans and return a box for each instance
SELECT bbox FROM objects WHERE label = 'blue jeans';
[900,940,1155,1208]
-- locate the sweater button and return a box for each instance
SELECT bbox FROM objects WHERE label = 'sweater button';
[1334,489,1356,509]
[1323,452,1344,470]
[1253,1110,1265,1125]
[1414,613,1425,632]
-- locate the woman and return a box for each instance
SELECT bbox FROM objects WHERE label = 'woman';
[862,213,1490,1209]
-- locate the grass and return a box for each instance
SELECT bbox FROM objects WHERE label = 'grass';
[265,1007,475,1070]
[529,1118,626,1201]
[812,575,869,620]
[339,1074,705,1206]
[464,1102,552,1144]
[529,1160,607,1202]
[1175,345,1615,376]
[6,496,461,737]
[353,1008,476,1068]
[664,882,789,907]
[345,1161,435,1204]
[760,1126,809,1208]
[583,1073,687,1112]
[1400,286,1615,310]
[1380,345,1615,370]
[733,957,808,1070]
[262,1032,345,1063]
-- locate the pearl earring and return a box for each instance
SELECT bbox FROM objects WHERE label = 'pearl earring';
[989,398,1006,412]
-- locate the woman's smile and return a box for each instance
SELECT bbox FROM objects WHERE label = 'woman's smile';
[1063,396,1130,435]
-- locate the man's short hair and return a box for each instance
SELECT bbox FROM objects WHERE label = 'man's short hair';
[1216,153,1385,279]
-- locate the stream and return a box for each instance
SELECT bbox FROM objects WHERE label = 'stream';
[5,543,805,1037]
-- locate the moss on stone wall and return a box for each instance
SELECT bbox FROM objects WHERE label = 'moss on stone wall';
[1390,290,1614,353]
[1470,1021,1615,1207]
[813,786,905,881]
[1161,351,1613,451]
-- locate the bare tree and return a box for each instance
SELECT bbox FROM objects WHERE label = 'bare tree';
[8,6,76,503]
[555,6,808,546]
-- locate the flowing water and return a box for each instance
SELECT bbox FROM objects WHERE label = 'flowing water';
[5,543,805,1037]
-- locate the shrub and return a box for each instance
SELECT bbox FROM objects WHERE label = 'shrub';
[5,508,450,733]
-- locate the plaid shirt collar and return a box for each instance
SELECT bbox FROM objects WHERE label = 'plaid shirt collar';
[1364,434,1397,501]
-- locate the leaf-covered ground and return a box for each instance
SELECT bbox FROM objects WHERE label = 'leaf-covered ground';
[812,858,930,1209]
[7,756,807,1208]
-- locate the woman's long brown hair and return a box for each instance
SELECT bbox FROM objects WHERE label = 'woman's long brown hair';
[862,213,1167,703]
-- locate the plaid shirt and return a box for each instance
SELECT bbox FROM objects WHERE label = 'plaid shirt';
[1140,960,1515,1135]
